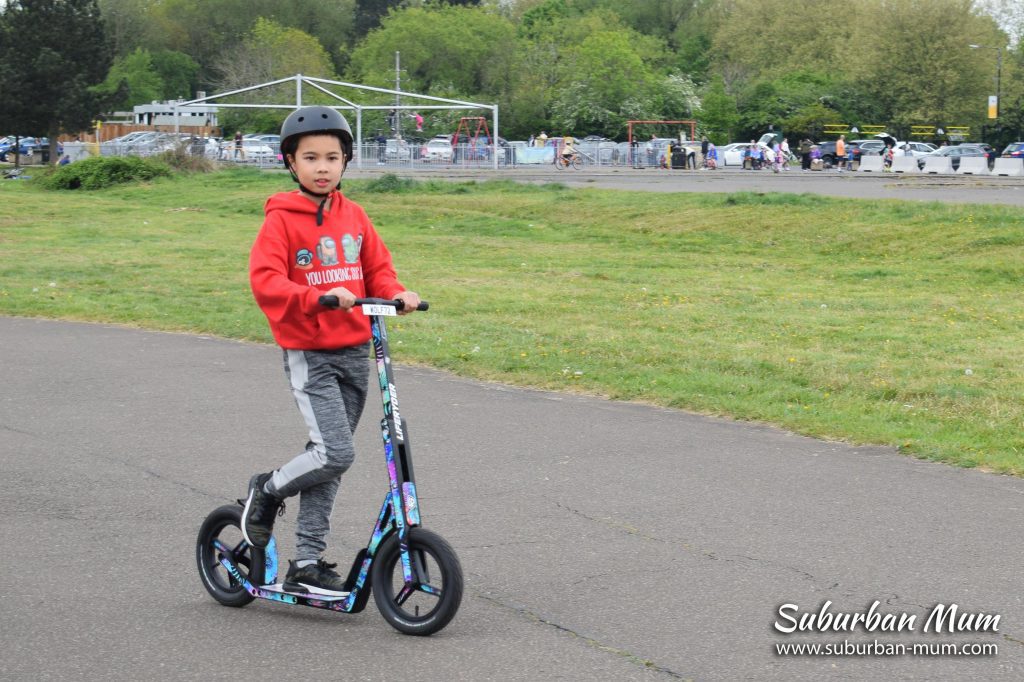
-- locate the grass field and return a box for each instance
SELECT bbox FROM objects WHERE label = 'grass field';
[1,168,1022,473]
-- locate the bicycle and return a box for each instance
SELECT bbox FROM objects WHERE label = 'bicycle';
[196,297,464,636]
[554,152,581,170]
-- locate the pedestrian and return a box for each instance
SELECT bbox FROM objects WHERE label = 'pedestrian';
[846,141,855,171]
[781,138,791,170]
[243,105,422,596]
[536,131,547,148]
[705,142,717,169]
[746,140,763,170]
[234,130,245,160]
[700,136,709,168]
[835,135,846,172]
[799,138,812,171]
[647,134,656,167]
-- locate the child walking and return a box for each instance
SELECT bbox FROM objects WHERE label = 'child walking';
[242,106,421,596]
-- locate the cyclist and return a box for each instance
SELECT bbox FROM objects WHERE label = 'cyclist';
[560,136,578,167]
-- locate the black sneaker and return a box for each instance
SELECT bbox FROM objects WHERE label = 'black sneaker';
[283,559,349,596]
[240,472,284,548]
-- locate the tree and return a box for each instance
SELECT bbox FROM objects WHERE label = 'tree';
[212,18,336,134]
[0,0,114,163]
[96,48,164,110]
[696,76,739,143]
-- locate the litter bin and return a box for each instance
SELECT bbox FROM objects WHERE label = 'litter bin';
[670,145,685,169]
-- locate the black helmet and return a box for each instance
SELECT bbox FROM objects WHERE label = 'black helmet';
[280,106,353,163]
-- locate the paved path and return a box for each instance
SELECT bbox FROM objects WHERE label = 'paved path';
[2,316,1022,680]
[346,164,1024,207]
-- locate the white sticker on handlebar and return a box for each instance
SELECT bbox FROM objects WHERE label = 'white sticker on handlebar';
[362,304,397,316]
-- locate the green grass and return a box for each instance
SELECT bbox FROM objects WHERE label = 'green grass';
[2,169,1023,473]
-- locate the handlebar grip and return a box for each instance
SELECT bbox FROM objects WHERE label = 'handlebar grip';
[319,295,429,311]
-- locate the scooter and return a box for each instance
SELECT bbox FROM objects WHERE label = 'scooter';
[196,297,463,636]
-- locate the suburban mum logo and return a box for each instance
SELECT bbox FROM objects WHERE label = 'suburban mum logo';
[775,601,1000,634]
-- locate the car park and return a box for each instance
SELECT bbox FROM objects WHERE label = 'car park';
[916,143,993,171]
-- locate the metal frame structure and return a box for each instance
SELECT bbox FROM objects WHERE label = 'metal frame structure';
[627,120,697,144]
[170,74,499,169]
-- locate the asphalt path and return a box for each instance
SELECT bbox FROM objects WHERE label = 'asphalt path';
[3,316,1023,681]
[345,163,1024,207]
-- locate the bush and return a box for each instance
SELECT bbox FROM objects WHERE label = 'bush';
[362,173,418,193]
[155,142,215,174]
[36,156,172,190]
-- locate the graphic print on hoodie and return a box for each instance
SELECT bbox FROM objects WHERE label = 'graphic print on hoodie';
[249,189,405,350]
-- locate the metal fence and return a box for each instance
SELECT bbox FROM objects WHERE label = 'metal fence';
[60,138,656,170]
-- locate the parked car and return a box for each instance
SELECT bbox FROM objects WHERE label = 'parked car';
[854,139,895,157]
[916,144,993,171]
[421,137,453,162]
[815,141,863,167]
[385,138,412,161]
[718,142,752,166]
[0,137,51,161]
[1001,142,1024,158]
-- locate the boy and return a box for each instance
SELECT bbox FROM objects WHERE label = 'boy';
[243,106,421,596]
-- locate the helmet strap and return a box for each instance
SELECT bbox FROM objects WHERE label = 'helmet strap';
[287,165,345,226]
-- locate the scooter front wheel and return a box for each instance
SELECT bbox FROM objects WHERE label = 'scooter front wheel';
[371,528,463,635]
[196,505,256,607]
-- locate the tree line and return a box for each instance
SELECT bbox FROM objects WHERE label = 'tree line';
[1,0,1022,160]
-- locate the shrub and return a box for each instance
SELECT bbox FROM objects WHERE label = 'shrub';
[362,173,418,193]
[36,156,172,190]
[155,142,215,174]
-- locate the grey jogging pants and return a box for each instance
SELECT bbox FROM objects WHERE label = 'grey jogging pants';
[267,343,370,561]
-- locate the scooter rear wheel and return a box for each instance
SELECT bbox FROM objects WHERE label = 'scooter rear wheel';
[371,528,463,635]
[196,505,256,607]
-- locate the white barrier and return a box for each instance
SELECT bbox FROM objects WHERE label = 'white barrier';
[922,156,954,174]
[890,156,920,173]
[956,157,990,175]
[858,155,884,172]
[992,157,1024,176]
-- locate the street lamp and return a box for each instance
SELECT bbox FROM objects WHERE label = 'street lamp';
[969,43,1002,121]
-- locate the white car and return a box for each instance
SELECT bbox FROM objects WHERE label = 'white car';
[421,138,453,162]
[718,143,752,166]
[237,139,276,162]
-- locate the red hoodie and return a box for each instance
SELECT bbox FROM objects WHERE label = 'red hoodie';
[249,189,405,350]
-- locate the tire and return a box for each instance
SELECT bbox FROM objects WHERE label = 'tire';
[570,157,581,170]
[554,156,566,170]
[196,505,256,607]
[371,528,463,636]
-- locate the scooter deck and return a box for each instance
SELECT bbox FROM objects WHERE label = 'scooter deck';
[259,582,350,601]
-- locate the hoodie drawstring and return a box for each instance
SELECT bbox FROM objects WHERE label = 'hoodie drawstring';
[316,197,328,226]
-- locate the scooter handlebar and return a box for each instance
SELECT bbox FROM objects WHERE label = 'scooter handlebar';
[318,295,429,312]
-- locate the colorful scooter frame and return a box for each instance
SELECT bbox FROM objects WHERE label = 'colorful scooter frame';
[197,297,463,636]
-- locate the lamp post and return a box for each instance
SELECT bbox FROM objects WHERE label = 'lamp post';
[969,43,1002,121]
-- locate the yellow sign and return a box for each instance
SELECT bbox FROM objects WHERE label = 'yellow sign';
[988,96,998,119]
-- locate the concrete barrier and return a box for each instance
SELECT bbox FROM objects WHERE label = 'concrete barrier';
[922,156,954,174]
[992,157,1024,176]
[956,157,990,175]
[891,156,920,173]
[858,155,884,172]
